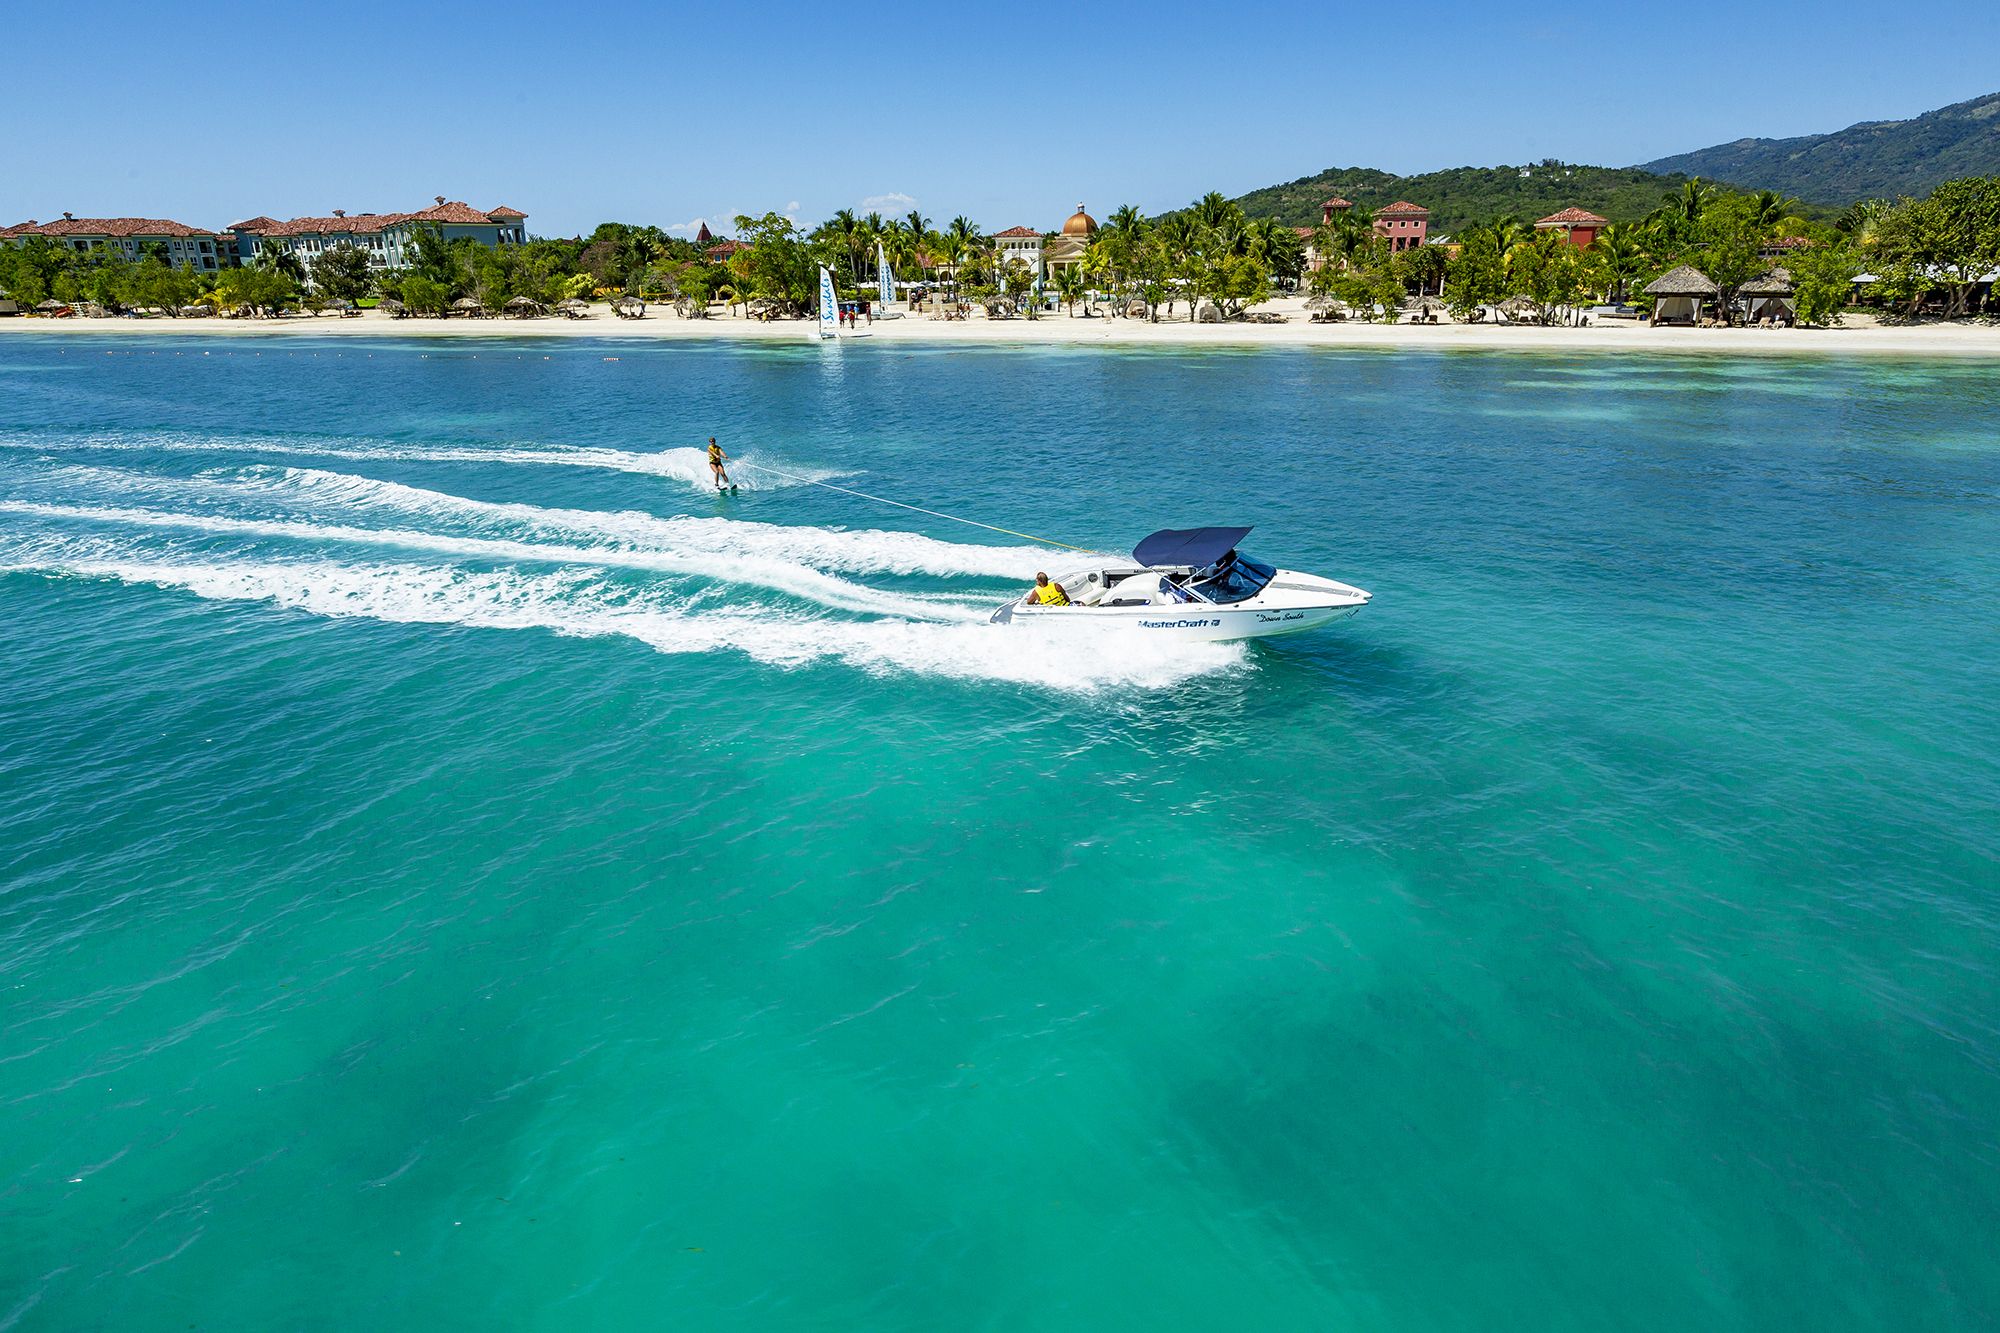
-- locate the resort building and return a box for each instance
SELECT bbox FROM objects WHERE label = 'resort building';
[707,239,749,263]
[992,226,1044,280]
[228,199,527,277]
[0,215,224,271]
[1042,204,1098,278]
[1373,201,1430,252]
[1534,207,1608,249]
[1298,198,1354,272]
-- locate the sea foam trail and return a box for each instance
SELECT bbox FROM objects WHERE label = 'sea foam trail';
[146,465,1058,580]
[0,545,1246,690]
[0,431,833,493]
[0,502,970,621]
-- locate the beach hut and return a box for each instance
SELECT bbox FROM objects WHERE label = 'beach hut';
[1739,269,1795,325]
[1643,265,1718,326]
[613,295,645,319]
[451,296,483,317]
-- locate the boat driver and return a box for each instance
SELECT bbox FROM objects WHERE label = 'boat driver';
[1027,572,1071,606]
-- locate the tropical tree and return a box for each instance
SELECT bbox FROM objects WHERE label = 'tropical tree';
[1507,229,1599,323]
[1443,227,1508,318]
[1397,241,1449,297]
[732,211,816,309]
[314,243,375,303]
[1050,263,1087,315]
[1591,222,1648,302]
[1785,241,1862,326]
[1872,176,2000,316]
[254,241,305,284]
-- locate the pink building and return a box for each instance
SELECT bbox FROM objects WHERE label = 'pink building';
[1373,201,1429,252]
[1534,207,1608,249]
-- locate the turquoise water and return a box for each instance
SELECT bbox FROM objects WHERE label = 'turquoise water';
[2,334,1996,1329]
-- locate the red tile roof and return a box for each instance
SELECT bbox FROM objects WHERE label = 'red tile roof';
[8,216,218,238]
[1375,201,1429,217]
[708,240,750,259]
[992,225,1041,238]
[1763,235,1817,249]
[232,201,522,236]
[1535,207,1608,226]
[227,216,280,232]
[1294,226,1315,237]
[1324,197,1353,208]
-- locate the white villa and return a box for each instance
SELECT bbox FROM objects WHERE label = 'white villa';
[991,225,1043,279]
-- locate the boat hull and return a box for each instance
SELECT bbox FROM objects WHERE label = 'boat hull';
[990,569,1370,642]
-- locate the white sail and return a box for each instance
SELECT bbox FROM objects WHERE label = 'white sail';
[877,242,895,309]
[818,266,839,338]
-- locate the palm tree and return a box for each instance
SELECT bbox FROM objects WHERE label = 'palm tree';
[1650,178,1713,244]
[1106,204,1146,239]
[255,241,305,284]
[1591,222,1647,303]
[1051,263,1087,315]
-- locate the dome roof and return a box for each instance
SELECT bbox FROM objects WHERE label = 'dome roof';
[1062,203,1097,237]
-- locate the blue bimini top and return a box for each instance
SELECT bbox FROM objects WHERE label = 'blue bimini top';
[1132,526,1253,569]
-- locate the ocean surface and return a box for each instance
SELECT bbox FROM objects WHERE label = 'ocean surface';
[1,333,1995,1330]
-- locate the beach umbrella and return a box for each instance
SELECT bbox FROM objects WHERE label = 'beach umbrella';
[36,299,63,311]
[452,297,482,313]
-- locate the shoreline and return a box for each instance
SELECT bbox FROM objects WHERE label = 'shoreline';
[6,298,1999,358]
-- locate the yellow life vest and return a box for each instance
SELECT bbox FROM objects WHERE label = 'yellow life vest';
[1034,582,1069,606]
[707,446,723,464]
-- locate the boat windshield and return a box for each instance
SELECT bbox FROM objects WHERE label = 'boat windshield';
[1192,555,1276,604]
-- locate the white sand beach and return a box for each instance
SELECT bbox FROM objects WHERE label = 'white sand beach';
[6,296,1999,357]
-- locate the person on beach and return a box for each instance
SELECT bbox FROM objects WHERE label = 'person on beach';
[706,437,731,489]
[1027,572,1070,607]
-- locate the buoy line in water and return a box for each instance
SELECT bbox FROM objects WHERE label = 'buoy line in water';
[734,460,1092,553]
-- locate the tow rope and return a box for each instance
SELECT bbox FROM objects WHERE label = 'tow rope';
[733,461,1092,552]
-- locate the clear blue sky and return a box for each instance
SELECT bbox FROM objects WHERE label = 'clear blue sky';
[4,0,1997,237]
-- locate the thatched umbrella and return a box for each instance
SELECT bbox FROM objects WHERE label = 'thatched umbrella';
[1738,268,1794,296]
[1643,264,1719,325]
[1304,293,1335,310]
[556,298,589,318]
[504,296,544,317]
[452,296,483,316]
[613,295,645,319]
[1740,267,1796,324]
[35,299,63,312]
[379,298,406,318]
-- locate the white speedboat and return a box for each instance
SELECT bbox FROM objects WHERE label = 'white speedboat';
[989,526,1370,642]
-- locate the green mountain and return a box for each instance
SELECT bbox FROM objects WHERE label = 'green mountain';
[1641,91,2000,204]
[1232,163,1693,235]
